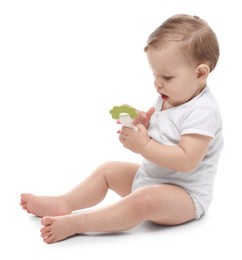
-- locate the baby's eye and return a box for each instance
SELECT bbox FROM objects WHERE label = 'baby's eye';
[163,76,173,81]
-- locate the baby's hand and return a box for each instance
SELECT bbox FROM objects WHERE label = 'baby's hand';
[119,124,150,154]
[132,107,155,128]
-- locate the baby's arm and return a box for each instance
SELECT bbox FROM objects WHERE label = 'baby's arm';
[120,125,211,172]
[141,133,211,172]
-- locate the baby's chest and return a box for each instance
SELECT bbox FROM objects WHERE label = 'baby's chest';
[148,113,181,145]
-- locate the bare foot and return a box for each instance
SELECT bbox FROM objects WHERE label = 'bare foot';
[40,215,84,243]
[20,193,72,217]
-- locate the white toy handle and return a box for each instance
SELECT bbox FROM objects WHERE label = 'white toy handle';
[119,113,138,131]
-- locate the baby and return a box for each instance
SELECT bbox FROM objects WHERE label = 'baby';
[20,14,223,243]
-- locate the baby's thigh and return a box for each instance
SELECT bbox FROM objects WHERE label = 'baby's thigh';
[135,184,196,225]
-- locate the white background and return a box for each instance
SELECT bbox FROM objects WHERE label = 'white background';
[0,0,241,259]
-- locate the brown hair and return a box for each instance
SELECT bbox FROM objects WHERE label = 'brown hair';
[145,14,220,72]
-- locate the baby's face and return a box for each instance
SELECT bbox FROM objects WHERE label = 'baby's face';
[146,44,204,107]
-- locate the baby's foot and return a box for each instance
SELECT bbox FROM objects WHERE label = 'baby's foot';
[20,193,72,217]
[40,215,84,243]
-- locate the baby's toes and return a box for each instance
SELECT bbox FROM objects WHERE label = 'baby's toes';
[43,234,55,244]
[41,216,53,226]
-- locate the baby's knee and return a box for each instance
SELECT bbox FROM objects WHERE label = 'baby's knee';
[131,186,156,211]
[92,161,120,180]
[95,161,117,174]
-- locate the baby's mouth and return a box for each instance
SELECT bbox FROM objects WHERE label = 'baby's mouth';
[161,94,169,100]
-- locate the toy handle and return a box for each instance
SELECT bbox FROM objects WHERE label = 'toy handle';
[119,113,138,131]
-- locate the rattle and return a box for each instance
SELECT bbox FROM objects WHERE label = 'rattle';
[109,105,138,131]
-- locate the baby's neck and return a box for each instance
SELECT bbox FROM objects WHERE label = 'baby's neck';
[162,100,174,110]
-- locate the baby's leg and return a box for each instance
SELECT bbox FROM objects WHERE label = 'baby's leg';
[40,184,196,243]
[20,161,139,217]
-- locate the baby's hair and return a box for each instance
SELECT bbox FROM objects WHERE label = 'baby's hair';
[145,14,220,72]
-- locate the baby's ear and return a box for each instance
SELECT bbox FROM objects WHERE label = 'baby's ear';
[196,64,210,81]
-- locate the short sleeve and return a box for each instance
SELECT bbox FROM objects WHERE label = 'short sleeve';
[180,103,222,139]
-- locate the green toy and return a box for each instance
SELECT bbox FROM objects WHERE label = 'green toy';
[109,105,138,131]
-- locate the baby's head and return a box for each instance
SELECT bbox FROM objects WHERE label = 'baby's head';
[145,14,219,73]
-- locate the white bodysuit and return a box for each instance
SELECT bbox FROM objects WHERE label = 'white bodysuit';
[131,87,223,216]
